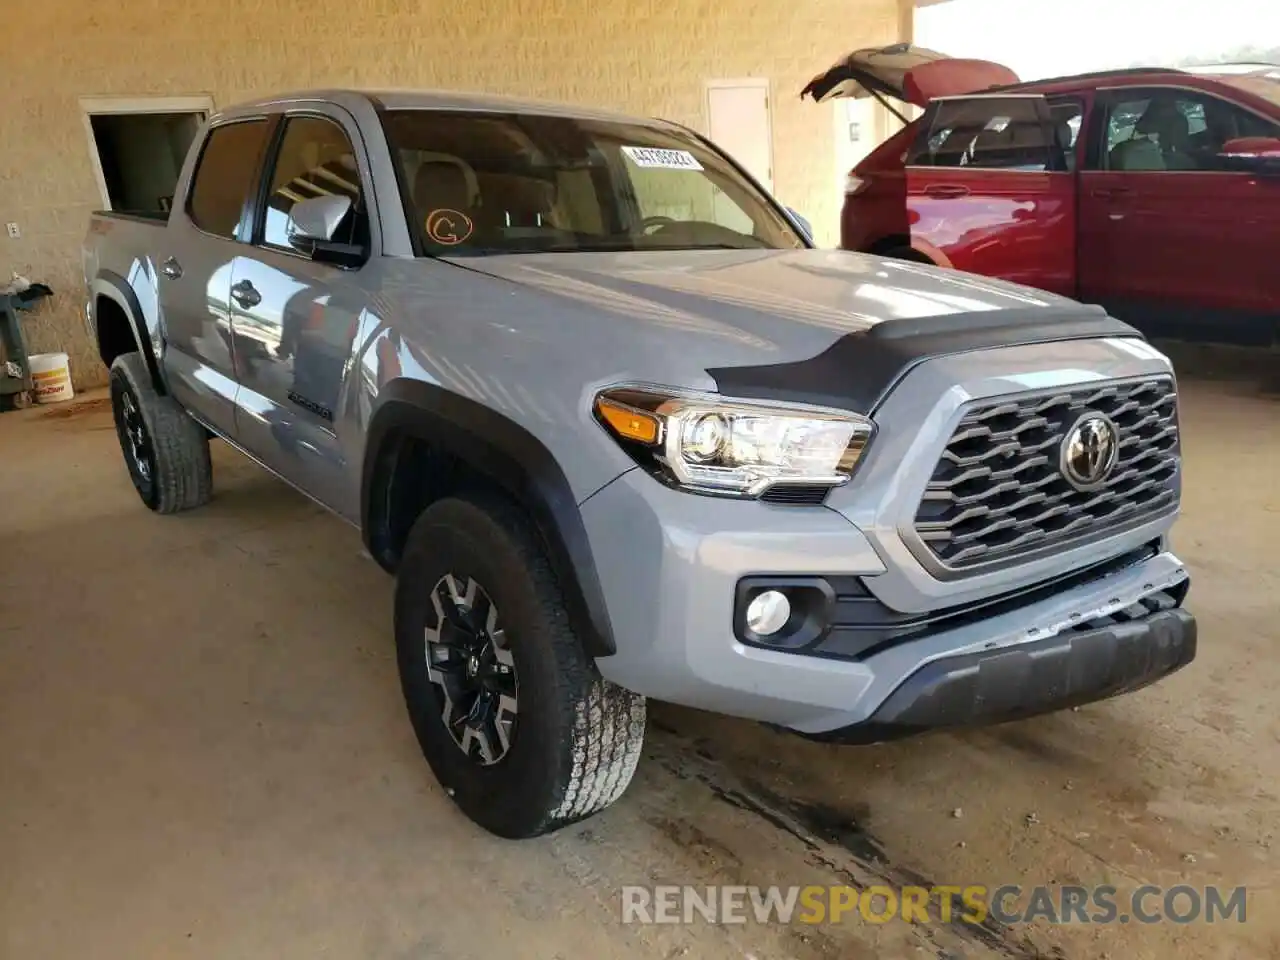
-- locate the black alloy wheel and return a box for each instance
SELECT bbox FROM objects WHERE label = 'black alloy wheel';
[111,377,157,503]
[423,573,519,765]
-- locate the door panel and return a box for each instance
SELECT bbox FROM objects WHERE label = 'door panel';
[230,112,371,518]
[1078,87,1280,344]
[706,82,773,192]
[1078,171,1223,306]
[229,253,362,514]
[905,95,1077,296]
[159,244,239,434]
[160,118,271,437]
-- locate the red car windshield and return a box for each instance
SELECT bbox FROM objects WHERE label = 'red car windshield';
[1221,73,1280,109]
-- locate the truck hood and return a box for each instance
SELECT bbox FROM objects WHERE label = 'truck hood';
[801,43,1018,106]
[437,247,1129,415]
[449,247,1076,354]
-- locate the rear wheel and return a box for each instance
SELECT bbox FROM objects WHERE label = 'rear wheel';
[883,245,936,265]
[109,352,212,513]
[394,495,646,838]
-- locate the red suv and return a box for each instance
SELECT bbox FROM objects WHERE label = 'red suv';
[804,45,1280,348]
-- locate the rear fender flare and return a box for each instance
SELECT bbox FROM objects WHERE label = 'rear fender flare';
[91,270,166,392]
[361,380,616,658]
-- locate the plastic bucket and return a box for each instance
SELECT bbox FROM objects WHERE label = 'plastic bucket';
[29,352,75,404]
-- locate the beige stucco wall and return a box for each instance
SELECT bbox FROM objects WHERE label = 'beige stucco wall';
[2,0,902,389]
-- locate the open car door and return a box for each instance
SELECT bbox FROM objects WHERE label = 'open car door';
[902,93,1079,296]
[801,43,1020,119]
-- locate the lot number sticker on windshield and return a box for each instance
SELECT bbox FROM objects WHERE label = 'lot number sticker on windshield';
[621,146,704,171]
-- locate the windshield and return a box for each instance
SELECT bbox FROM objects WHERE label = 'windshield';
[380,109,805,256]
[1222,72,1280,110]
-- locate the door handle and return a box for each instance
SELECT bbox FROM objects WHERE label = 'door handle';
[160,257,183,279]
[924,184,971,199]
[230,280,261,309]
[1092,186,1132,200]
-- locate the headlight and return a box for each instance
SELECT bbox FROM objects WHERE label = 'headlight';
[594,386,874,498]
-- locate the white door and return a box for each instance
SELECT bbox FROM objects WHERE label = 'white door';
[706,80,774,192]
[831,99,907,194]
[833,99,878,192]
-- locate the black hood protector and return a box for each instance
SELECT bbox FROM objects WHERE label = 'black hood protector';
[706,306,1143,415]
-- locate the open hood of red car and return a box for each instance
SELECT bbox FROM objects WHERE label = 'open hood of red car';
[801,43,1020,107]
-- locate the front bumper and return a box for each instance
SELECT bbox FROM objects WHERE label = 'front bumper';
[583,469,1193,736]
[806,607,1195,744]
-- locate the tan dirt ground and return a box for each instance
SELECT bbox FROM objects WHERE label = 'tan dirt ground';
[1,373,1276,959]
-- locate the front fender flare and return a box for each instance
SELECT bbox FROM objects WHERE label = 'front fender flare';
[361,380,617,658]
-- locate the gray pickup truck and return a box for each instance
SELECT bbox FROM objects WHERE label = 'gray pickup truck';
[82,88,1195,839]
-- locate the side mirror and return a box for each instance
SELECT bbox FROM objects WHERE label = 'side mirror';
[1219,137,1280,176]
[287,195,351,244]
[286,195,366,267]
[786,207,815,243]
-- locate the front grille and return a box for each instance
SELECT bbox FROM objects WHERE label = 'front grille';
[914,377,1179,569]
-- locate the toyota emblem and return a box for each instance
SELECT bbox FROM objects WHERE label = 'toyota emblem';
[1060,413,1119,491]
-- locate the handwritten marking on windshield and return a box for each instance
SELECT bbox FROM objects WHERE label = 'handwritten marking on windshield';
[426,209,474,245]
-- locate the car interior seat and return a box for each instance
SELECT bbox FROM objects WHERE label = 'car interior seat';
[413,157,481,244]
[966,127,1009,166]
[1110,100,1198,171]
[1135,100,1198,170]
[933,126,977,166]
[480,175,558,230]
[1109,133,1166,171]
[1053,120,1076,171]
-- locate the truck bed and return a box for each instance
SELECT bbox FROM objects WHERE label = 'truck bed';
[83,210,172,307]
[93,210,170,224]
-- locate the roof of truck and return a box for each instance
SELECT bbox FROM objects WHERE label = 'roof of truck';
[214,88,658,125]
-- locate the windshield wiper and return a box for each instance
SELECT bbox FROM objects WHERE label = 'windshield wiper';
[651,243,773,251]
[434,240,775,256]
[434,246,521,257]
[510,240,641,254]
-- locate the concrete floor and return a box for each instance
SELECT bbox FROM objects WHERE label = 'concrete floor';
[1,376,1277,960]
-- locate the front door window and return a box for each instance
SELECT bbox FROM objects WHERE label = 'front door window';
[1098,89,1280,172]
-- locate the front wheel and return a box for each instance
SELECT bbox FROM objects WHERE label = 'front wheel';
[394,496,646,839]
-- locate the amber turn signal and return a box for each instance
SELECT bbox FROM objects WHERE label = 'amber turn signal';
[596,396,661,445]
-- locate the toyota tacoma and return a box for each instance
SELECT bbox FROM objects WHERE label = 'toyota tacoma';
[82,88,1195,839]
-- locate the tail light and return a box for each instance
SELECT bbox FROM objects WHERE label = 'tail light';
[844,174,869,196]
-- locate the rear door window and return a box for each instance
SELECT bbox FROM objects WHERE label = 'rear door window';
[908,95,1060,171]
[186,119,271,239]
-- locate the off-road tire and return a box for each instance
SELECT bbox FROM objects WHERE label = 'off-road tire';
[884,245,936,265]
[109,352,212,514]
[395,495,646,839]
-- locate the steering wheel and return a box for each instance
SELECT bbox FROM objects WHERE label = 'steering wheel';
[641,215,675,235]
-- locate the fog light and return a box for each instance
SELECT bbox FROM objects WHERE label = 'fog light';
[745,590,791,637]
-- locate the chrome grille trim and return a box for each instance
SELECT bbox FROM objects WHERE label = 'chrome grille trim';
[913,377,1180,570]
